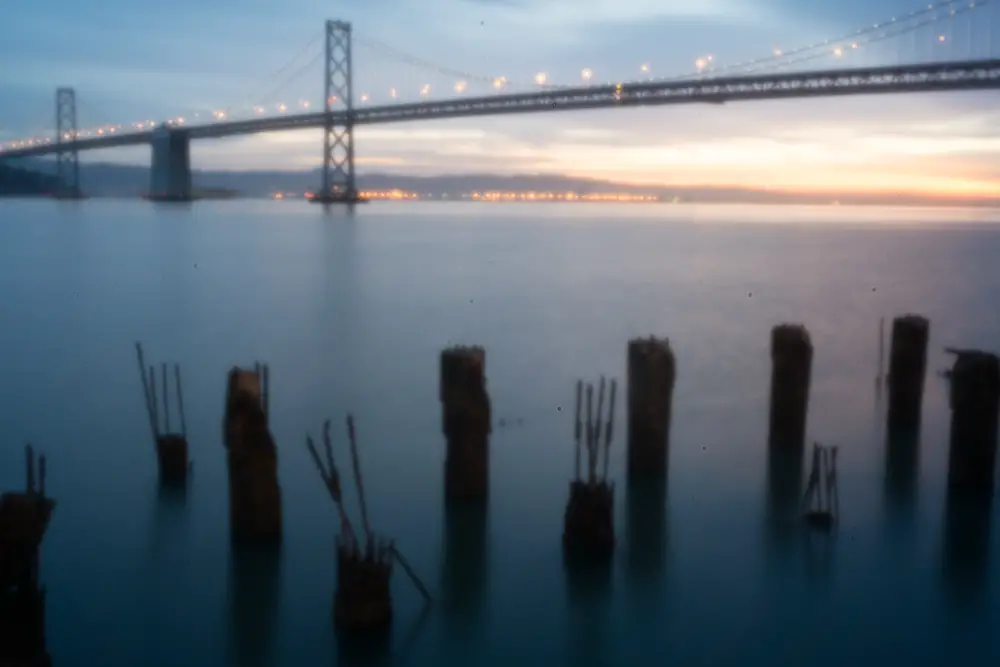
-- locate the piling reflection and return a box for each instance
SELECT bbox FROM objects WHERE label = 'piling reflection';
[564,556,612,667]
[146,483,188,561]
[942,488,992,607]
[338,603,432,667]
[884,425,920,529]
[440,503,489,624]
[337,626,392,667]
[227,543,281,667]
[764,444,804,569]
[625,476,667,584]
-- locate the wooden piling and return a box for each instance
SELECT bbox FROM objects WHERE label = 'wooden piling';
[887,315,930,433]
[135,343,190,486]
[224,365,282,543]
[626,337,676,479]
[335,538,393,636]
[307,416,429,637]
[0,445,55,667]
[768,324,813,449]
[439,346,492,505]
[564,377,618,561]
[946,350,1000,495]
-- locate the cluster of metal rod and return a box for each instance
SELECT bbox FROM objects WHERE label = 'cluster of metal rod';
[574,376,618,485]
[307,416,388,561]
[803,442,839,524]
[135,342,188,440]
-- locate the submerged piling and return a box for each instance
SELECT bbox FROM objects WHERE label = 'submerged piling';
[136,343,190,485]
[439,346,492,505]
[564,377,618,561]
[887,315,930,433]
[0,445,56,667]
[626,337,676,479]
[224,364,282,543]
[947,350,1000,495]
[768,324,813,449]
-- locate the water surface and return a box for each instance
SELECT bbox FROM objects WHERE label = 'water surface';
[0,200,998,666]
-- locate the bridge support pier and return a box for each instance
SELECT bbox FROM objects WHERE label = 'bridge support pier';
[54,87,83,199]
[311,19,363,205]
[148,125,192,202]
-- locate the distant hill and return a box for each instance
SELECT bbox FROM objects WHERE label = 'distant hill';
[0,163,59,196]
[4,158,999,207]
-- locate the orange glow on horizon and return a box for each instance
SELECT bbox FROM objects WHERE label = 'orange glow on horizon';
[578,169,1000,199]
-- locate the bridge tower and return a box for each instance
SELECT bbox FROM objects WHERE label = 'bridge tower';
[314,19,360,204]
[55,87,82,199]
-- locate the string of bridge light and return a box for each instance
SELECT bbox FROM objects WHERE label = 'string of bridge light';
[0,0,991,152]
[311,0,992,104]
[348,0,987,94]
[744,0,990,76]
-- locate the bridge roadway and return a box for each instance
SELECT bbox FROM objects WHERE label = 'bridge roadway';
[4,58,1000,160]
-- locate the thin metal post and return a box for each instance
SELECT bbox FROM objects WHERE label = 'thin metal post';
[162,362,170,434]
[175,364,187,438]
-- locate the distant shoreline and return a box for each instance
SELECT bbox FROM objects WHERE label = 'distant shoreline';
[4,159,1000,208]
[3,193,999,209]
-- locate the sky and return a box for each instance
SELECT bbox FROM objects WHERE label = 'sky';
[2,0,1000,196]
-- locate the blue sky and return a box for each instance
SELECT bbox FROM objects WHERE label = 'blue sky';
[1,0,999,194]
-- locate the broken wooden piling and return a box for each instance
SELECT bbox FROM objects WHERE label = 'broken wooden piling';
[306,416,430,637]
[440,346,492,505]
[135,342,190,486]
[224,364,282,543]
[626,337,675,479]
[0,445,55,667]
[564,377,618,560]
[769,324,813,449]
[887,315,930,433]
[946,350,1000,495]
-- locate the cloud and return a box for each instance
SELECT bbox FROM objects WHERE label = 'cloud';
[460,0,527,7]
[455,0,773,28]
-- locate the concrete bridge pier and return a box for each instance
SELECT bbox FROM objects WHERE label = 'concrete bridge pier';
[148,125,192,202]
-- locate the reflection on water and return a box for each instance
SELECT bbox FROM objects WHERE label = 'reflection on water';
[804,520,836,583]
[884,426,920,532]
[440,503,489,623]
[765,444,804,570]
[4,201,1000,665]
[337,626,392,667]
[147,484,188,561]
[438,503,489,663]
[942,489,993,607]
[625,477,667,585]
[564,558,612,667]
[228,543,281,667]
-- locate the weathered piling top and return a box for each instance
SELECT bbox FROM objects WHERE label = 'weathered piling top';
[568,478,614,498]
[894,314,930,333]
[949,350,1000,409]
[627,337,674,363]
[225,366,271,452]
[439,346,487,399]
[771,324,812,356]
[0,493,54,548]
[231,368,263,404]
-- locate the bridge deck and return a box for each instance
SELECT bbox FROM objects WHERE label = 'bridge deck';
[3,58,1000,160]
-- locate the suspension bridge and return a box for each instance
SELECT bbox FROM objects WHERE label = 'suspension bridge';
[1,0,999,203]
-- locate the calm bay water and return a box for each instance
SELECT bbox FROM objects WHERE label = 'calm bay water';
[1,199,999,666]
